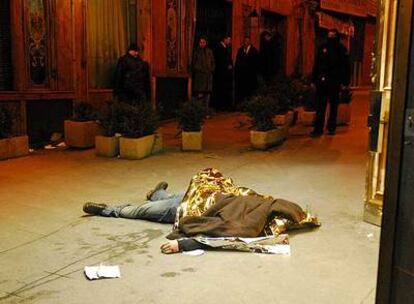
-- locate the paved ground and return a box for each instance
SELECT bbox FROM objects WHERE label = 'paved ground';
[0,90,380,304]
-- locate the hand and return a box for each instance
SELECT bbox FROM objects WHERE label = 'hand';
[228,65,233,70]
[310,83,316,89]
[160,240,179,254]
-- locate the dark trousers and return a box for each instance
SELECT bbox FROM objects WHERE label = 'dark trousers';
[212,74,233,111]
[314,84,340,133]
[235,72,258,105]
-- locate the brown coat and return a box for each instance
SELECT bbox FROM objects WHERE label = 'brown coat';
[167,193,305,240]
[192,47,215,93]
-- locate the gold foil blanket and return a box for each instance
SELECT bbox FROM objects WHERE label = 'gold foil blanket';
[174,168,320,235]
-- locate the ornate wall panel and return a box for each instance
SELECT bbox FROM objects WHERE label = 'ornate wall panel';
[166,0,180,71]
[26,0,49,86]
[364,0,395,226]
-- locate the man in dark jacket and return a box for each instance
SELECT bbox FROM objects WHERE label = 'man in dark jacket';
[114,43,150,103]
[311,29,350,137]
[260,31,278,82]
[212,35,234,111]
[235,36,260,105]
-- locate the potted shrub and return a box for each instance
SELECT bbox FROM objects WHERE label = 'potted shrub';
[244,95,287,150]
[64,101,102,148]
[95,103,121,157]
[118,102,158,160]
[0,105,29,160]
[258,77,297,127]
[176,100,208,151]
[274,104,295,127]
[337,87,353,125]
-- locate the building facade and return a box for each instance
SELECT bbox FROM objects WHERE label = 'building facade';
[0,0,376,145]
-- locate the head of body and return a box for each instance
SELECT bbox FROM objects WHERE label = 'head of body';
[326,29,340,48]
[127,43,140,58]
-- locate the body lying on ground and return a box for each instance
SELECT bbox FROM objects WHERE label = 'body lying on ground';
[83,168,320,254]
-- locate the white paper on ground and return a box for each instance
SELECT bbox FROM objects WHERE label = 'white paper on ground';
[182,249,205,256]
[84,264,121,280]
[263,244,291,255]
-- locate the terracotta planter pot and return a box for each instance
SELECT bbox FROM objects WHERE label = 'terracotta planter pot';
[0,139,9,160]
[95,135,120,157]
[250,127,287,150]
[300,110,316,126]
[337,103,351,125]
[64,120,103,148]
[0,136,29,160]
[274,111,294,126]
[152,133,163,154]
[119,134,155,160]
[9,136,29,158]
[182,131,202,151]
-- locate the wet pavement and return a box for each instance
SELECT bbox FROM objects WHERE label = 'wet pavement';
[0,90,379,304]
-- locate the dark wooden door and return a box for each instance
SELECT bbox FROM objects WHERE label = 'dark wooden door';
[389,12,414,301]
[0,0,13,90]
[376,1,414,303]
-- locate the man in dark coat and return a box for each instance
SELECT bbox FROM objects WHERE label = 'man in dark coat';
[235,36,260,105]
[114,43,150,103]
[260,31,278,82]
[212,35,234,111]
[192,37,215,108]
[310,29,351,137]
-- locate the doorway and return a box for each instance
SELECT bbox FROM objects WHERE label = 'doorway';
[0,0,13,90]
[195,0,232,48]
[259,10,286,76]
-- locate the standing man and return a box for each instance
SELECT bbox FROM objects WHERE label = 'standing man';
[192,37,215,108]
[212,35,234,111]
[310,29,350,137]
[235,36,260,105]
[114,43,151,104]
[259,31,277,82]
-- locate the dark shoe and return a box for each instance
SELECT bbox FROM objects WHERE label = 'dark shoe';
[146,181,169,200]
[327,130,336,135]
[83,202,108,215]
[310,131,322,138]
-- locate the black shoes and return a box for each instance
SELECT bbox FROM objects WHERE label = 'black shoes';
[83,202,108,215]
[146,181,169,200]
[310,130,336,137]
[310,130,322,138]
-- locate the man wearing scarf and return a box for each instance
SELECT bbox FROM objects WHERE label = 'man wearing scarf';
[192,37,215,108]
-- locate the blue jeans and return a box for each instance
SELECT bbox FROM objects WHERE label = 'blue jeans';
[102,189,184,223]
